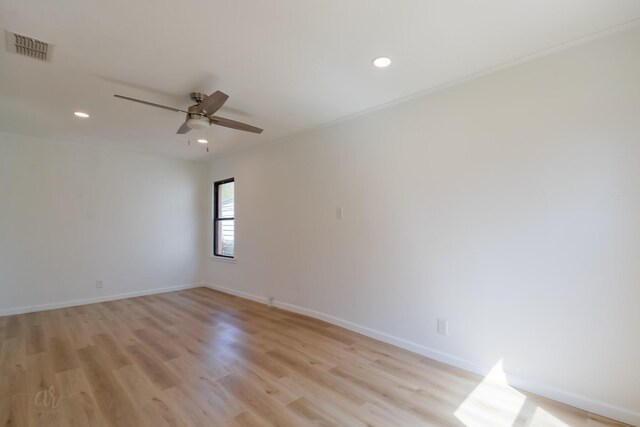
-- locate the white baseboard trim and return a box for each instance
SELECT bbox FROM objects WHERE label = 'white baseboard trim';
[204,282,271,305]
[0,283,200,316]
[202,282,639,426]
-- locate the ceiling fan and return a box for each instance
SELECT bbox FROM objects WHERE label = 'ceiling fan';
[113,91,263,135]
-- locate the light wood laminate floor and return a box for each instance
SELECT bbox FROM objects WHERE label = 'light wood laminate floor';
[0,287,629,426]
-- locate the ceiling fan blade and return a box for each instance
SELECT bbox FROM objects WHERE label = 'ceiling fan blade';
[209,115,263,134]
[114,94,188,114]
[195,91,229,116]
[176,122,191,134]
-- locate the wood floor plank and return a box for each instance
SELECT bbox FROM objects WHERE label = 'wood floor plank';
[114,364,190,427]
[329,364,460,426]
[0,335,26,377]
[77,345,142,427]
[26,352,65,427]
[228,411,272,427]
[4,315,21,339]
[287,396,350,426]
[161,383,230,427]
[87,309,139,347]
[266,348,367,406]
[0,287,631,427]
[91,333,132,369]
[56,368,108,427]
[138,315,179,339]
[26,324,46,356]
[125,343,180,390]
[217,373,304,426]
[166,355,245,419]
[49,335,79,373]
[0,336,29,427]
[59,308,95,350]
[131,298,178,326]
[276,375,373,427]
[132,328,180,361]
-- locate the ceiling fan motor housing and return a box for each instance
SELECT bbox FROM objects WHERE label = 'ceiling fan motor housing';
[190,92,207,104]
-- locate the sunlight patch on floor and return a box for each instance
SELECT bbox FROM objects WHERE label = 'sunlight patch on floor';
[454,359,526,426]
[528,406,571,427]
[454,360,571,426]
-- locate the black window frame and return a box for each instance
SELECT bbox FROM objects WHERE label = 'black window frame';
[213,177,235,258]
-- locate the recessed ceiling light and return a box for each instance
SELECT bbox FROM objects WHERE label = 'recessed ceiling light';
[197,139,208,144]
[74,111,90,118]
[372,57,391,68]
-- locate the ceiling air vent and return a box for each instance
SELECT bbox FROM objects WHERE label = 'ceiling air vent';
[5,30,53,62]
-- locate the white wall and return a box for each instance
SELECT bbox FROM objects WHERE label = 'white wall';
[201,27,640,423]
[0,132,206,313]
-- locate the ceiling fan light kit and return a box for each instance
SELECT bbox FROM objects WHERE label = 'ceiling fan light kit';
[113,90,263,153]
[185,92,216,130]
[186,110,210,130]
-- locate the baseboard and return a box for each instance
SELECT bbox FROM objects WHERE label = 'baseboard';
[201,283,639,426]
[0,283,200,316]
[204,282,271,305]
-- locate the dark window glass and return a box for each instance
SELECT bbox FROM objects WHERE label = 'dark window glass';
[214,178,234,257]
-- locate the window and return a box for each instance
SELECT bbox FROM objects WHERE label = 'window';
[213,178,235,258]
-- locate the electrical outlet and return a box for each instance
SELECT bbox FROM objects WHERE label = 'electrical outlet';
[268,296,274,307]
[437,318,449,336]
[96,280,103,289]
[336,207,343,219]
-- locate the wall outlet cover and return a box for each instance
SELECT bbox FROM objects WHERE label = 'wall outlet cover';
[437,318,449,335]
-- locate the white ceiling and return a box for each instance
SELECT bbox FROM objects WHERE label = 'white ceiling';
[1,0,640,160]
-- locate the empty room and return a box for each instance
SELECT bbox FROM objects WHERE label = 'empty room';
[1,1,639,426]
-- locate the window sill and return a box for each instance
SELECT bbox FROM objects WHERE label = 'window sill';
[211,256,237,263]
